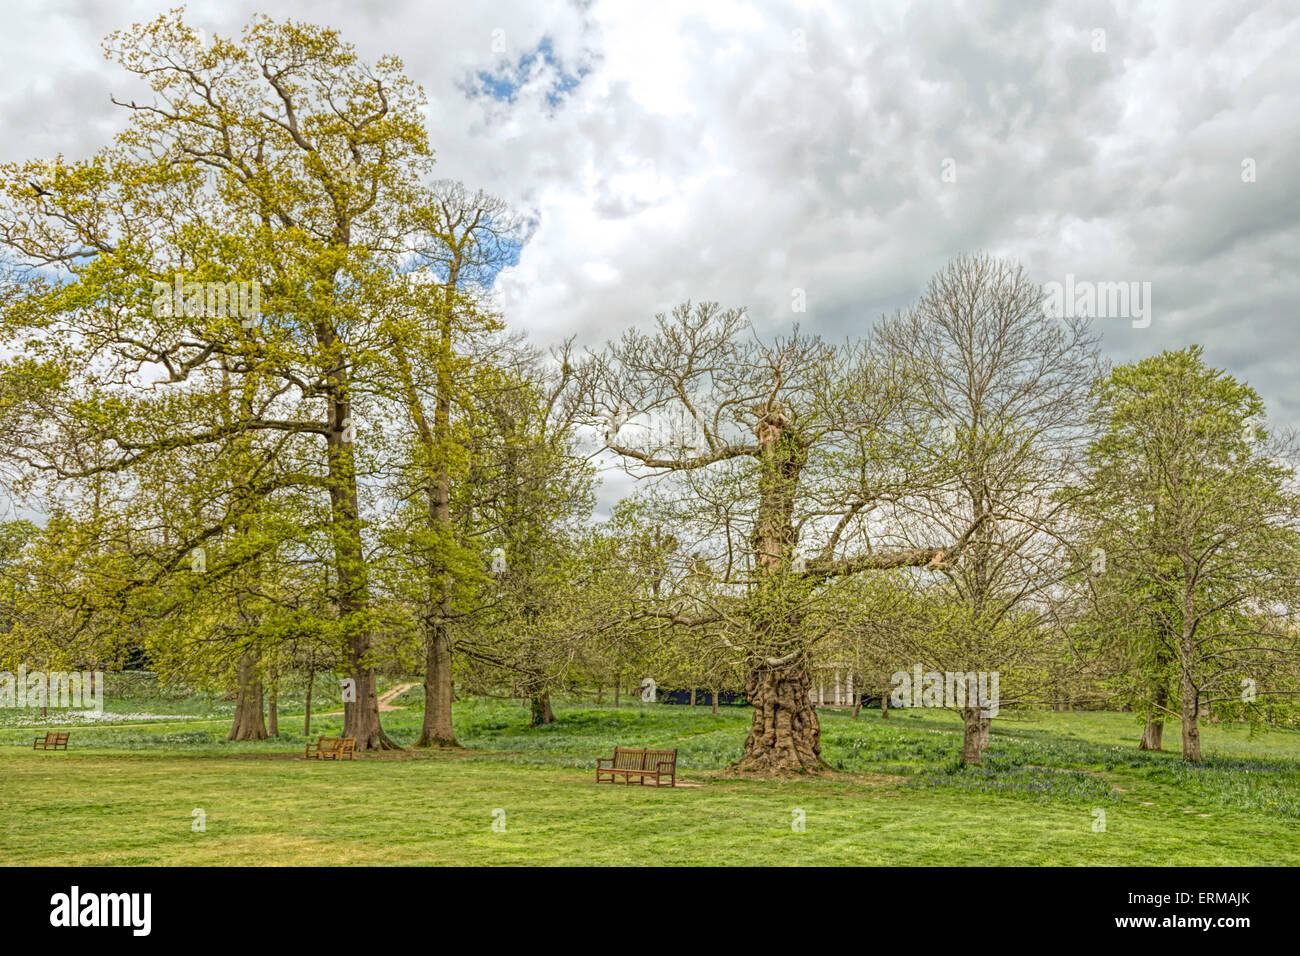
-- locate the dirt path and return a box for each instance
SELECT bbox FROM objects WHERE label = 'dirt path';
[377,682,418,711]
[318,682,419,717]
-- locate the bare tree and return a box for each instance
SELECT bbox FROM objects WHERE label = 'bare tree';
[586,301,984,773]
[874,252,1102,764]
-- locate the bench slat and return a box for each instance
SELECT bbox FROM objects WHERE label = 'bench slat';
[596,746,677,786]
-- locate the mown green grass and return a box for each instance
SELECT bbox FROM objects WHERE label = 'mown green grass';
[3,697,1298,865]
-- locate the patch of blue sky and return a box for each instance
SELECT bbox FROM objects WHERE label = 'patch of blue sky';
[463,36,590,110]
[399,216,527,290]
[0,249,81,285]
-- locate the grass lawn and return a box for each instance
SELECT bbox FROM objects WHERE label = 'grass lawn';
[3,696,1298,865]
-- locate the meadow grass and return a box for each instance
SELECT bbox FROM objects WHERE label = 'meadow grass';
[2,696,1298,865]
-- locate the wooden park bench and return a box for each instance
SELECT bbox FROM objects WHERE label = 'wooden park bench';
[596,747,677,787]
[33,731,70,751]
[304,736,356,760]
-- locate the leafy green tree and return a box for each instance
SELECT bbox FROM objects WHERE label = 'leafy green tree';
[0,12,439,748]
[379,181,520,747]
[1078,347,1300,761]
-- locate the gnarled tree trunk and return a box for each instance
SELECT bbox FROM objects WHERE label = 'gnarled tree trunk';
[735,661,824,773]
[734,405,824,774]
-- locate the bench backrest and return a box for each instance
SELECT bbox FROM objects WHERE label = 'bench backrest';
[43,732,69,743]
[613,747,644,769]
[338,738,356,753]
[611,747,676,770]
[644,748,676,770]
[317,736,339,749]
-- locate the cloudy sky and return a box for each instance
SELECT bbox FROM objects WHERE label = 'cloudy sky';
[3,0,1298,510]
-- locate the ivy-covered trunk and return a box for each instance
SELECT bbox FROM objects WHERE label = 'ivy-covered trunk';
[734,405,825,774]
[530,691,556,726]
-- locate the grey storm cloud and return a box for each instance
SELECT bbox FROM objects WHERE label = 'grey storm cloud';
[3,0,1298,506]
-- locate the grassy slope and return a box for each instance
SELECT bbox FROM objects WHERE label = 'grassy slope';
[2,698,1298,865]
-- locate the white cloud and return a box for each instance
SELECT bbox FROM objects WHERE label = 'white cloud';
[3,0,1299,505]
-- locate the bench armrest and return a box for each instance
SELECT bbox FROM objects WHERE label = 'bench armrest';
[596,757,613,767]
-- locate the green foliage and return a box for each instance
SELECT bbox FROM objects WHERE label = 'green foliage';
[1074,347,1300,744]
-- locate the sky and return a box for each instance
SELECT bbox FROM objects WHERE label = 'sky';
[2,0,1298,514]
